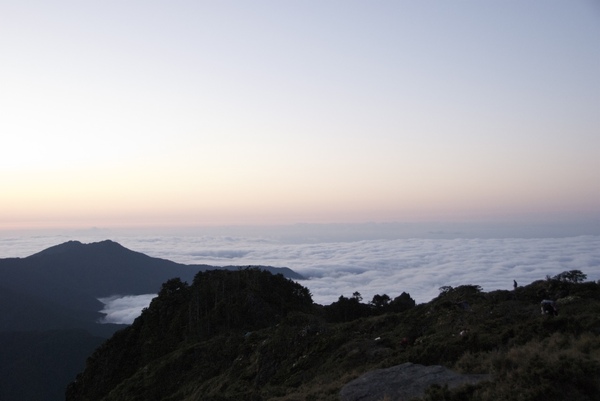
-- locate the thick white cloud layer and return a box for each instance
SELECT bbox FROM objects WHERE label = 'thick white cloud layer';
[139,235,600,306]
[98,235,599,324]
[1,228,598,325]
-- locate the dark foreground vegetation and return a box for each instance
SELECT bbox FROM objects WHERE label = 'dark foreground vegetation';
[67,268,600,401]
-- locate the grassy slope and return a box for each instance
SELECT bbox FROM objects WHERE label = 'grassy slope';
[67,272,600,401]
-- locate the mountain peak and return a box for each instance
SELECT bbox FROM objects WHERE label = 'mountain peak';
[89,239,127,251]
[26,240,129,259]
[28,240,84,257]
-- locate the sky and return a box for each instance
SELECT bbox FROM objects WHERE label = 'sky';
[1,1,599,229]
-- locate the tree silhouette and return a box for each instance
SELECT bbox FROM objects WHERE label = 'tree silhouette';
[552,270,587,283]
[370,294,391,309]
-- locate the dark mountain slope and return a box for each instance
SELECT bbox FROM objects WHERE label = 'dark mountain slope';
[0,330,105,401]
[0,284,120,336]
[67,272,600,401]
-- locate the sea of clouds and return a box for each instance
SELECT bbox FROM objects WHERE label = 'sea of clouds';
[119,234,600,306]
[1,223,599,324]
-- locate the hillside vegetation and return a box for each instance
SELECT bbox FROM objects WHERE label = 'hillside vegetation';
[67,268,600,401]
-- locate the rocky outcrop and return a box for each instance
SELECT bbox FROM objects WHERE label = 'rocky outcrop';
[340,362,490,401]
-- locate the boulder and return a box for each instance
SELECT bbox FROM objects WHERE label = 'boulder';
[340,362,490,401]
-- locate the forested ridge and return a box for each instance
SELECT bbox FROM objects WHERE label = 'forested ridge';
[67,268,600,401]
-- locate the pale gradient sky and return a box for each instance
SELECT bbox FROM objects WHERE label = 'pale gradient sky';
[1,1,599,229]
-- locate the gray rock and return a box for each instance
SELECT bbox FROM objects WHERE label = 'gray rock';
[340,362,490,401]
